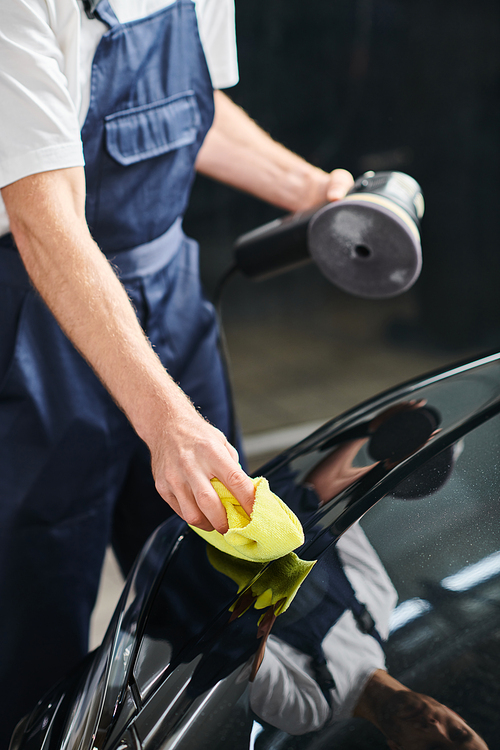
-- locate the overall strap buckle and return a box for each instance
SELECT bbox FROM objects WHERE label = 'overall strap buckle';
[82,0,102,19]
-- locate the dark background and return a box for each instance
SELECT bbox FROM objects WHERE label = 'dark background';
[184,0,500,352]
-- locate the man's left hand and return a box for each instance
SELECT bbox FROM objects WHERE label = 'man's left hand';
[324,168,355,203]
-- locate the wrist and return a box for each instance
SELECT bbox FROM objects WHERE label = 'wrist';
[294,166,330,211]
[274,160,330,213]
[127,365,192,446]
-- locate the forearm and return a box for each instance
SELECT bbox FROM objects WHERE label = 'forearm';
[2,168,179,442]
[196,91,352,212]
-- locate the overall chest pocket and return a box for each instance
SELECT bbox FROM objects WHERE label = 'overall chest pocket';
[89,90,203,250]
[104,90,201,166]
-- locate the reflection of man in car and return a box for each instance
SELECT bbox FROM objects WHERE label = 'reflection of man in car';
[250,521,396,731]
[354,670,488,750]
[307,400,447,504]
[250,521,487,748]
[250,404,483,746]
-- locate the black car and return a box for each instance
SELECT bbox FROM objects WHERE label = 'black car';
[11,351,500,750]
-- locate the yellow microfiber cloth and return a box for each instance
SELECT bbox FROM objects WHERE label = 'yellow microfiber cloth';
[206,546,316,619]
[190,476,304,562]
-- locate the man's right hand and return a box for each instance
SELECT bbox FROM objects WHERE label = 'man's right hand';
[143,384,255,533]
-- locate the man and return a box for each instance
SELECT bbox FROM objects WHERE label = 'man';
[0,0,353,741]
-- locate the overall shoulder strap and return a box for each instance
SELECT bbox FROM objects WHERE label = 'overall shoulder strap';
[328,545,384,646]
[82,0,118,26]
[82,0,101,18]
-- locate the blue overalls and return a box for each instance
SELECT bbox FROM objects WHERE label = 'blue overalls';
[0,1,232,740]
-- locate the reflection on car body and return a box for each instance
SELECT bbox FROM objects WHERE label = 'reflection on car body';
[10,352,500,749]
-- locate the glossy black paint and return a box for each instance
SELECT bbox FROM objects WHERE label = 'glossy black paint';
[11,352,500,749]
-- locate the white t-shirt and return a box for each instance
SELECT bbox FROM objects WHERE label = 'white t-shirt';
[250,523,398,735]
[0,0,238,235]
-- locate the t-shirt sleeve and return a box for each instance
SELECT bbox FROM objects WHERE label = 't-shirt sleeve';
[250,637,332,735]
[0,0,84,189]
[195,0,239,89]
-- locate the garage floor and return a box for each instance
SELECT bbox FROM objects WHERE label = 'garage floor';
[90,278,482,649]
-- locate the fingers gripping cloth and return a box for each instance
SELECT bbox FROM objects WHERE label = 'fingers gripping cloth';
[190,476,305,562]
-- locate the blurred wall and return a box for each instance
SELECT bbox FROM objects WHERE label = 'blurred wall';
[184,0,500,351]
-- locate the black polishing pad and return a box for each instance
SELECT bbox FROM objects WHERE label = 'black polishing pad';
[307,198,422,299]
